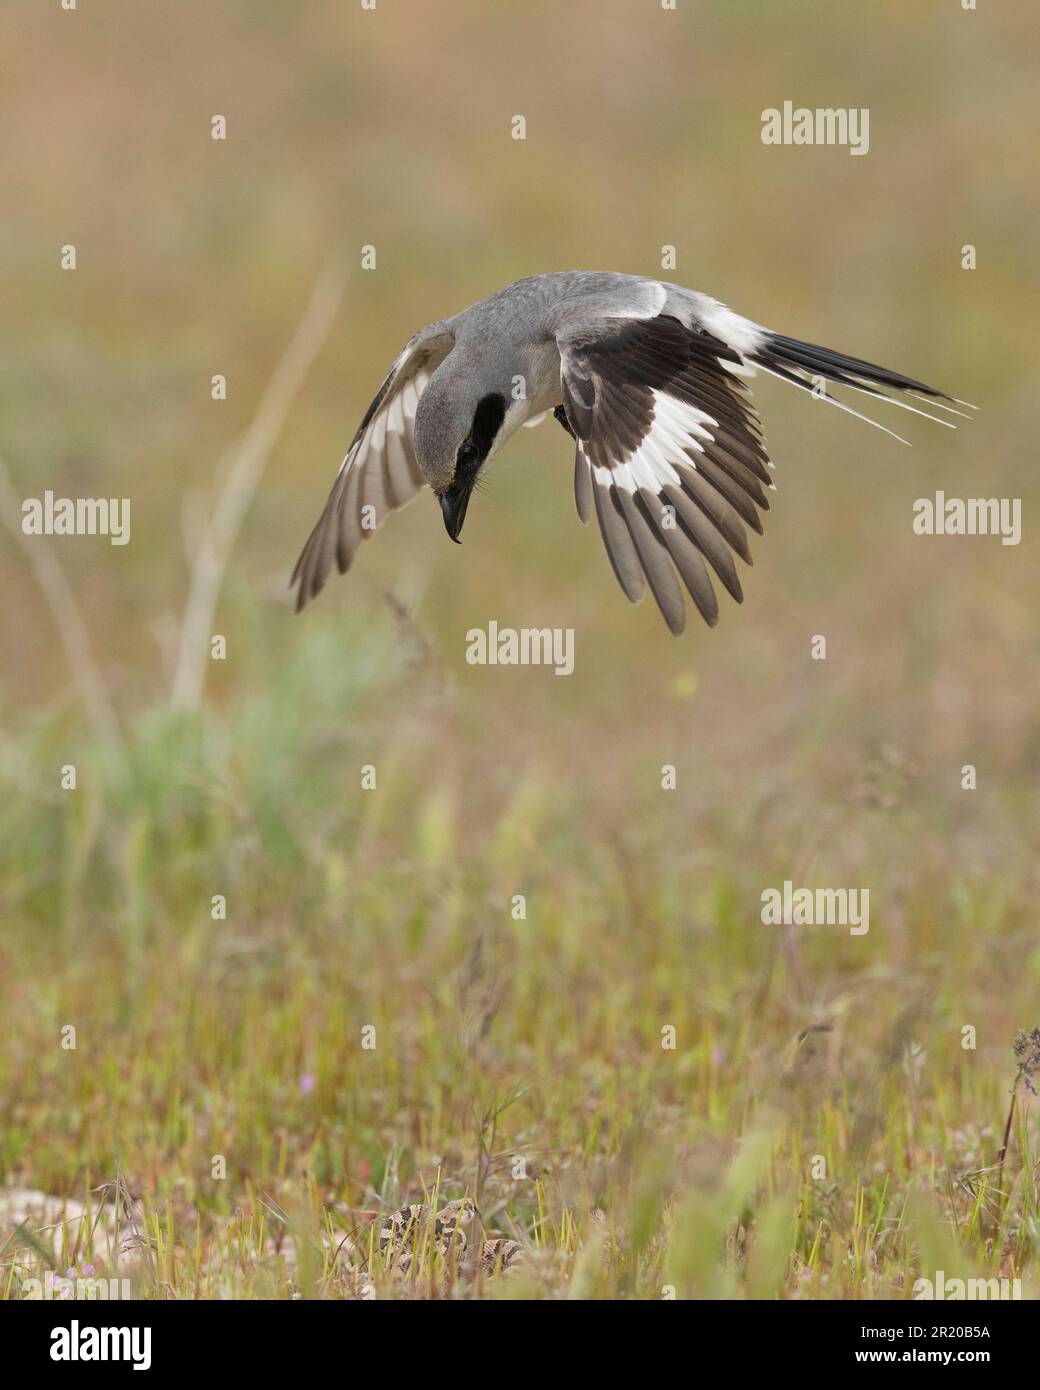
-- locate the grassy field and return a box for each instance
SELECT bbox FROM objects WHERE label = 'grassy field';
[1,2,1038,1300]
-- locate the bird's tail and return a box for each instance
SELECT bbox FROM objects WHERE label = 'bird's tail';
[747,331,975,444]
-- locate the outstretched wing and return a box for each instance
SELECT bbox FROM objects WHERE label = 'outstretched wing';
[292,323,455,609]
[559,312,774,633]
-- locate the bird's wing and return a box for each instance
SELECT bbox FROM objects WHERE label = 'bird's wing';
[557,311,774,633]
[291,322,455,609]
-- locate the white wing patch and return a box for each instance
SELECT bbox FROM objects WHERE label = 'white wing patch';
[589,389,717,494]
[693,298,767,357]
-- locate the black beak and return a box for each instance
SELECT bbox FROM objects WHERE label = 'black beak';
[440,482,472,543]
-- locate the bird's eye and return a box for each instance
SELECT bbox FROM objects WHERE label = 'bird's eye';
[456,394,505,476]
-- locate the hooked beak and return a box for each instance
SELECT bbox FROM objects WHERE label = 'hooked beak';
[439,482,472,543]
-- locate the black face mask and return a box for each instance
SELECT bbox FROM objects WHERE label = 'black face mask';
[440,392,506,542]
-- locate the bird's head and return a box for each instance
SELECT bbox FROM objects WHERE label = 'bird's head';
[413,364,508,542]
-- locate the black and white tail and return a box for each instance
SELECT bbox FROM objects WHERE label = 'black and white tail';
[749,331,976,444]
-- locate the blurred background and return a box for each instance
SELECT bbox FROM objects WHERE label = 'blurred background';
[1,1,1037,1299]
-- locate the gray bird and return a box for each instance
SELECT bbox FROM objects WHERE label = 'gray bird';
[291,271,969,633]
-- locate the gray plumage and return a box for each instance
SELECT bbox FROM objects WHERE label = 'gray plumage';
[292,271,968,632]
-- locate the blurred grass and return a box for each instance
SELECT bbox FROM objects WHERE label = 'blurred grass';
[2,604,1039,1298]
[1,1,1038,1298]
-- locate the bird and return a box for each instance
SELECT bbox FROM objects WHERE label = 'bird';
[291,271,970,633]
